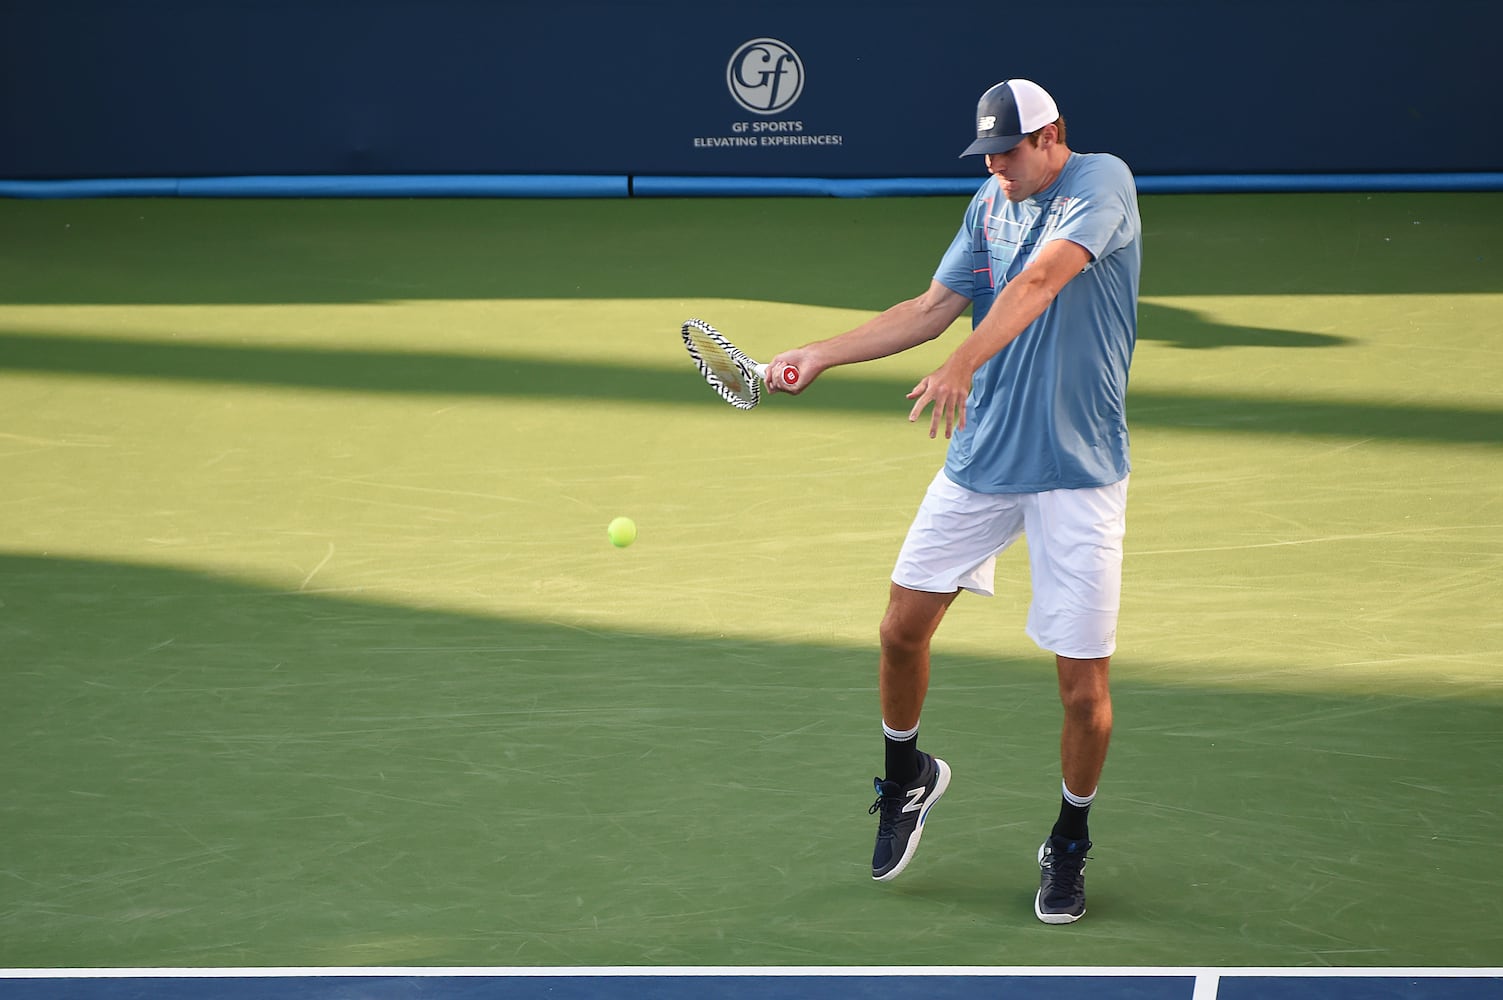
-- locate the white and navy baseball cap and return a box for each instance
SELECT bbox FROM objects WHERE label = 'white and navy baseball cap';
[959,79,1060,157]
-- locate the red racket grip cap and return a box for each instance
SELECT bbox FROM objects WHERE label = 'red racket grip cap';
[781,365,800,386]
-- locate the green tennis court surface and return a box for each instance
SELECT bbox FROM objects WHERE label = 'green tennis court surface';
[1,193,1499,971]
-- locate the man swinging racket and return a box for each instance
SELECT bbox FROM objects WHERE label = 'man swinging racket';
[766,78,1141,924]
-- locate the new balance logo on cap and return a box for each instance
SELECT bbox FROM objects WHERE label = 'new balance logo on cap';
[960,78,1060,158]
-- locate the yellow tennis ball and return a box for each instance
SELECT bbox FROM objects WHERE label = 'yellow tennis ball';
[607,516,637,548]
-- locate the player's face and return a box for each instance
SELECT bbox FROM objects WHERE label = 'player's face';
[984,132,1053,202]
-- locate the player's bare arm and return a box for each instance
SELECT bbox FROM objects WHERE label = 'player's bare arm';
[766,281,971,394]
[908,238,1094,439]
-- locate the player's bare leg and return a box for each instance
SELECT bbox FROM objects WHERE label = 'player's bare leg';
[1056,654,1112,796]
[878,583,958,731]
[868,583,957,880]
[1037,653,1112,923]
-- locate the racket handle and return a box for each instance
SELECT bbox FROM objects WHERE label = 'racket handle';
[757,363,801,388]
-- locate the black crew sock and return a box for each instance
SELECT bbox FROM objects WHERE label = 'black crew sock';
[1051,796,1091,843]
[884,732,921,787]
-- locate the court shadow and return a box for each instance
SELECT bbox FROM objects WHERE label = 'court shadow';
[1,325,1494,446]
[4,552,1500,969]
[1139,301,1353,351]
[2,191,1500,308]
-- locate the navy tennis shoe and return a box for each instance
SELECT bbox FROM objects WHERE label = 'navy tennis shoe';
[1035,834,1091,923]
[869,751,951,881]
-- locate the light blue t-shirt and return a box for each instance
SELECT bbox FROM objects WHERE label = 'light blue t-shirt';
[933,152,1141,493]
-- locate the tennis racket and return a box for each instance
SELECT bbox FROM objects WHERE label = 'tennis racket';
[680,318,800,410]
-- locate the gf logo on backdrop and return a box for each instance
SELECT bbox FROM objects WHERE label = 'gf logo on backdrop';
[727,38,804,114]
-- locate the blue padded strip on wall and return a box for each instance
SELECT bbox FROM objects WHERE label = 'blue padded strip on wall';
[176,175,630,198]
[0,175,629,199]
[636,174,1503,196]
[630,176,982,198]
[1133,173,1503,194]
[2,173,1501,200]
[0,178,183,198]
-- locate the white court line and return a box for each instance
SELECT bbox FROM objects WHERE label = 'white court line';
[1192,974,1220,1000]
[1,966,1500,978]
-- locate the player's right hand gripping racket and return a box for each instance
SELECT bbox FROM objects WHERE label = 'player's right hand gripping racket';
[680,318,800,410]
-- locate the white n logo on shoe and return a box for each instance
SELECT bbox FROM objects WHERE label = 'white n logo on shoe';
[902,785,927,813]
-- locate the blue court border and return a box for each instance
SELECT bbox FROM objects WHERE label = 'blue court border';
[2,968,1500,1000]
[2,172,1502,199]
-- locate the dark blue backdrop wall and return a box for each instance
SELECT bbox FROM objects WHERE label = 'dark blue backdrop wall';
[2,0,1500,181]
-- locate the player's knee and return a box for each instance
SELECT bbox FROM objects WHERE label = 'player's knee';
[1057,657,1112,720]
[879,587,951,656]
[1063,693,1113,735]
[878,608,939,658]
[878,613,927,657]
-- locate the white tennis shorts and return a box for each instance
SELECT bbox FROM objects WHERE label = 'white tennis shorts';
[892,470,1129,659]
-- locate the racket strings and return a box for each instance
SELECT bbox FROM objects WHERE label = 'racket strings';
[683,319,760,408]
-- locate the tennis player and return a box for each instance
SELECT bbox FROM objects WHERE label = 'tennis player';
[766,78,1141,924]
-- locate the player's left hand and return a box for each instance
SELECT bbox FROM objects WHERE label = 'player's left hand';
[907,359,972,439]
